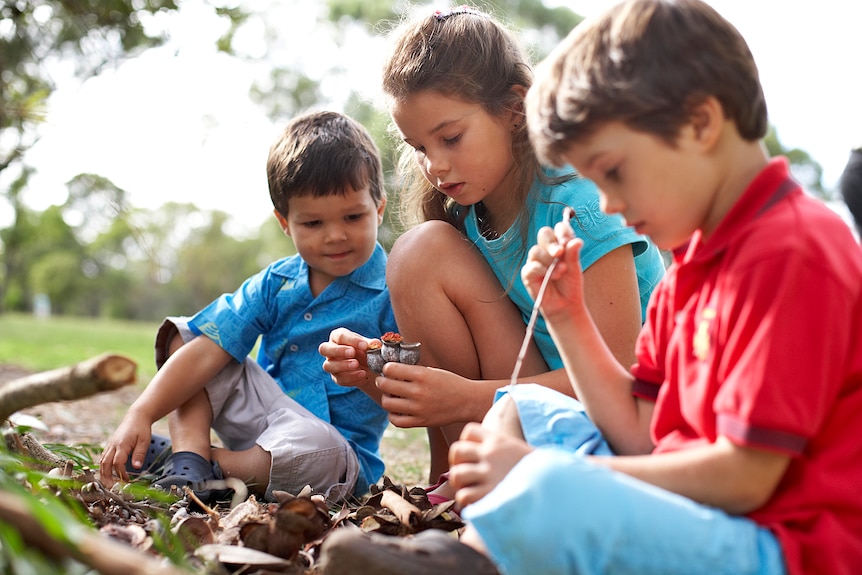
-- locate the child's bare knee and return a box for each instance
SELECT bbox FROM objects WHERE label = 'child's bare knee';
[482,395,525,440]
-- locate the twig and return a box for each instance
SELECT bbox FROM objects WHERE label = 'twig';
[0,490,188,575]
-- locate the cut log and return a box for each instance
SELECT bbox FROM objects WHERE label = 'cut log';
[1,353,137,468]
[0,353,137,423]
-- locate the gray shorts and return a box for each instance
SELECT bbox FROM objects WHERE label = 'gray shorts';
[156,317,359,502]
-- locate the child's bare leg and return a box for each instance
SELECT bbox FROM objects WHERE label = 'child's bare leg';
[212,445,272,498]
[387,221,546,475]
[427,427,451,483]
[167,389,214,456]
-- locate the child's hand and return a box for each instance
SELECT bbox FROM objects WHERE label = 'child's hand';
[522,223,586,321]
[376,363,484,426]
[98,413,155,487]
[448,422,534,508]
[320,328,377,388]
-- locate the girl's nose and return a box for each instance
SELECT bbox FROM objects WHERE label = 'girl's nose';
[424,152,448,178]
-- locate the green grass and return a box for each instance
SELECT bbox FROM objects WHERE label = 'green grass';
[0,312,160,383]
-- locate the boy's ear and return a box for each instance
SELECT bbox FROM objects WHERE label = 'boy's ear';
[376,196,387,226]
[689,96,724,150]
[273,209,291,237]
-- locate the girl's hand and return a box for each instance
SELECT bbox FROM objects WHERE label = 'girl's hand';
[376,363,485,427]
[522,223,587,321]
[320,328,378,388]
[448,422,534,507]
[98,412,155,487]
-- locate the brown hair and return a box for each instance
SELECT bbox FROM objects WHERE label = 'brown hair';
[382,7,547,231]
[266,110,385,216]
[527,0,768,167]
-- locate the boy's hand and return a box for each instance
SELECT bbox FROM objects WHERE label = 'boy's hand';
[522,223,587,321]
[98,412,154,487]
[320,328,377,388]
[448,422,534,507]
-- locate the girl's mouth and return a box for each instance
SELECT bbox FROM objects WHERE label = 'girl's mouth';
[439,182,464,197]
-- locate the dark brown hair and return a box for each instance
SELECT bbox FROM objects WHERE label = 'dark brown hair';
[267,110,385,216]
[527,0,768,167]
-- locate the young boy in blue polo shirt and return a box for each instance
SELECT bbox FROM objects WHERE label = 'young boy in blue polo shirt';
[98,110,396,504]
[319,1,862,573]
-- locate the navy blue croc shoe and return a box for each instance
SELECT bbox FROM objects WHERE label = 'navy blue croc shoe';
[125,433,172,477]
[154,451,233,504]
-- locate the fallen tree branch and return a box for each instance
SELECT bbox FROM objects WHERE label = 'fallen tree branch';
[6,430,68,470]
[0,490,189,575]
[2,353,138,468]
[0,353,137,423]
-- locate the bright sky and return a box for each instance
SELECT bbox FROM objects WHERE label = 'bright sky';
[6,0,861,234]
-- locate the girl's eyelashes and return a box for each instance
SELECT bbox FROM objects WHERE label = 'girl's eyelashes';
[443,134,462,146]
[407,133,461,153]
[605,166,621,182]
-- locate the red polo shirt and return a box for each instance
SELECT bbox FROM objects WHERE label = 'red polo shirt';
[632,158,862,575]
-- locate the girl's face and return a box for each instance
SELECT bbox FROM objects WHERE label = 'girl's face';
[391,90,520,212]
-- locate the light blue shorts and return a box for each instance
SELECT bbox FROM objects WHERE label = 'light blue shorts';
[462,385,786,575]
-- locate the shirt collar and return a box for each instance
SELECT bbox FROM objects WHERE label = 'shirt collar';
[273,242,388,293]
[682,157,800,265]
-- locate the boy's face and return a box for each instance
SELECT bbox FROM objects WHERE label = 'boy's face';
[276,185,385,293]
[562,121,716,251]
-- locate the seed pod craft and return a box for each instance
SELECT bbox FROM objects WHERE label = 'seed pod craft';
[367,332,421,372]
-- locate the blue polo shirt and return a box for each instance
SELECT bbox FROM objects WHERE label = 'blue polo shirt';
[465,170,665,371]
[188,242,396,494]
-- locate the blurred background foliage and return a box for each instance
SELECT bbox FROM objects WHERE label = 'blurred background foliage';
[0,0,826,321]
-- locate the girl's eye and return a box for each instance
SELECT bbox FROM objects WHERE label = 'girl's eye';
[303,220,321,228]
[443,134,461,146]
[605,167,621,182]
[346,213,364,222]
[411,144,426,156]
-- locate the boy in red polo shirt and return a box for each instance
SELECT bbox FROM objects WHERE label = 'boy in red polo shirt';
[319,1,862,574]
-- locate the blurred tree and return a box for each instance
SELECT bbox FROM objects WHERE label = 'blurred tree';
[764,126,826,198]
[0,1,253,316]
[0,0,181,313]
[0,0,182,181]
[18,204,85,315]
[0,167,39,310]
[170,210,271,313]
